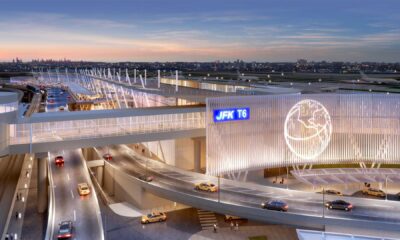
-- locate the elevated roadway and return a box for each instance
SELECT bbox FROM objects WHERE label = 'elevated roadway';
[45,88,70,113]
[96,145,400,232]
[24,93,42,117]
[9,106,205,154]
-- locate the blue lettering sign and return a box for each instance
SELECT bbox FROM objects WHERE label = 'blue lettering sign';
[213,108,250,122]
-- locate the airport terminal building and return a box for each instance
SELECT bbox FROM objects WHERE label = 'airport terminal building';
[206,94,400,176]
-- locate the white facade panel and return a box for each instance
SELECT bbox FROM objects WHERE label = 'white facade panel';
[206,94,400,176]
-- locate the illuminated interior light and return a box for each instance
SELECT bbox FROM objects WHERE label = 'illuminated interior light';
[284,99,332,160]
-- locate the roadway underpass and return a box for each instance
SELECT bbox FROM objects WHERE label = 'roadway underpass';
[48,150,104,240]
[94,145,400,234]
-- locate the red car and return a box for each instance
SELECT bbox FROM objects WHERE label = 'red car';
[103,153,112,161]
[55,156,64,166]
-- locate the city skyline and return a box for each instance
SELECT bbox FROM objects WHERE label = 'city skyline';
[1,0,399,62]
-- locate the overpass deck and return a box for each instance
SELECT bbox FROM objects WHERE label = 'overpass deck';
[9,106,205,153]
[96,145,400,233]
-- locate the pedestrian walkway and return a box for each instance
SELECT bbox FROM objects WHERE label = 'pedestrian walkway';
[197,209,217,230]
[189,225,298,240]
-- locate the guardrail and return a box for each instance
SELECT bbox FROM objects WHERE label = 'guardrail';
[79,151,105,240]
[44,153,55,240]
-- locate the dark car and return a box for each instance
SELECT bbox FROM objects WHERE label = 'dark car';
[103,153,112,161]
[57,220,73,239]
[55,156,64,166]
[261,200,288,212]
[322,189,343,196]
[139,175,153,182]
[325,200,353,211]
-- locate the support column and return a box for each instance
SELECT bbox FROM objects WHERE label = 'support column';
[0,123,9,157]
[193,138,202,172]
[37,156,48,213]
[96,166,104,187]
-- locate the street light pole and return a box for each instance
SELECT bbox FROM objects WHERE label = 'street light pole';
[385,176,388,201]
[286,167,289,189]
[218,175,221,203]
[322,187,325,218]
[146,157,148,177]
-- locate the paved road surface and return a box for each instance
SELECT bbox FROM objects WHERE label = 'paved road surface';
[46,88,70,112]
[97,145,400,227]
[49,150,103,240]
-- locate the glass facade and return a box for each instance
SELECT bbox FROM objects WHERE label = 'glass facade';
[10,112,205,145]
[206,94,400,176]
[161,77,250,93]
[0,101,18,113]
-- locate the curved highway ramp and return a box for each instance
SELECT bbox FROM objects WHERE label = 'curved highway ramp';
[96,145,400,233]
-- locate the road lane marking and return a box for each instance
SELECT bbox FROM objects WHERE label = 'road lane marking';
[293,207,319,213]
[70,189,74,199]
[73,210,76,221]
[67,174,70,181]
[197,209,217,230]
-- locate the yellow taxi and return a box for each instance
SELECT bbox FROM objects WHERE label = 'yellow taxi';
[141,212,167,224]
[224,215,245,221]
[195,182,218,192]
[77,183,91,196]
[362,187,386,198]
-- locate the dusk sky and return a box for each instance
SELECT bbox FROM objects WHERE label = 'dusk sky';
[1,0,399,62]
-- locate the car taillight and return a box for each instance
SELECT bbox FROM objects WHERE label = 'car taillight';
[348,204,353,208]
[58,233,71,238]
[284,205,288,209]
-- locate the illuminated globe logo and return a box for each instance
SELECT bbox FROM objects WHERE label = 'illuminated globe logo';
[284,99,332,160]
